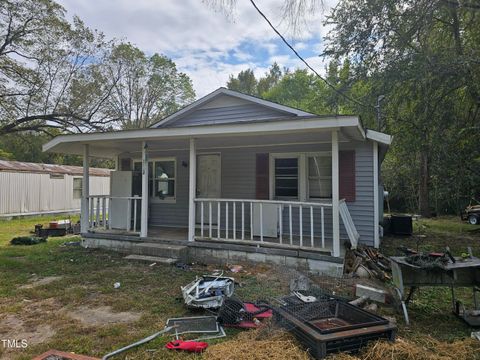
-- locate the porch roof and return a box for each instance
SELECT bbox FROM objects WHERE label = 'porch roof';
[43,116,390,158]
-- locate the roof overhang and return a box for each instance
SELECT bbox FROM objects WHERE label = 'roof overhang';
[43,116,381,158]
[365,129,392,146]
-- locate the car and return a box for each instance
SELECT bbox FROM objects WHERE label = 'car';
[461,204,480,225]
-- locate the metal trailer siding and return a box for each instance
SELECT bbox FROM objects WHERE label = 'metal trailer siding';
[0,172,109,216]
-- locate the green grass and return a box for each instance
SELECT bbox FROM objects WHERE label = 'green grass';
[0,215,479,359]
[0,215,285,359]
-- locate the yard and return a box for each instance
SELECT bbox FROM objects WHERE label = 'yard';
[0,215,479,359]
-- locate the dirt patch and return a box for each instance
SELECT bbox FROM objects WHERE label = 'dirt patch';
[66,306,141,326]
[0,314,55,357]
[19,276,63,289]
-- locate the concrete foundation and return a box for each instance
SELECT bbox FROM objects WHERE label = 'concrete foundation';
[82,234,344,276]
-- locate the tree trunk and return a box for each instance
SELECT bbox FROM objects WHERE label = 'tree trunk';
[419,150,430,217]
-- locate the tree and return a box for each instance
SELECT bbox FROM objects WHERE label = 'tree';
[227,63,284,96]
[227,69,258,95]
[0,0,115,136]
[324,0,480,216]
[96,43,195,129]
[257,63,283,96]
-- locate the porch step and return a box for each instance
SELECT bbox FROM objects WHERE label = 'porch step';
[130,242,188,261]
[124,254,178,265]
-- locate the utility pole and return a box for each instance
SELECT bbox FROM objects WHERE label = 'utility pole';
[375,95,385,130]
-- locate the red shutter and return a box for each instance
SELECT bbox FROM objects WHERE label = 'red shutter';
[339,151,356,202]
[256,153,269,199]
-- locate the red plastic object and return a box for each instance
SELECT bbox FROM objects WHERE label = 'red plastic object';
[165,340,208,353]
[244,302,273,318]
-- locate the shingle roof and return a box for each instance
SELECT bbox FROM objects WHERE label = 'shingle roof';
[0,160,111,177]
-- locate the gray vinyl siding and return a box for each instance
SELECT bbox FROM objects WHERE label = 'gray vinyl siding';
[161,104,292,128]
[135,142,375,246]
[347,143,375,246]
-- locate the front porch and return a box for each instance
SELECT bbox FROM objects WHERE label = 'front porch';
[44,116,385,270]
[79,127,362,261]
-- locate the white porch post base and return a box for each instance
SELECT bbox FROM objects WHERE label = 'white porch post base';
[80,144,90,233]
[331,130,340,257]
[188,138,196,241]
[140,142,149,238]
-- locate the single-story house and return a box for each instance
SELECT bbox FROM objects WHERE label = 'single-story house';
[43,88,391,273]
[0,160,110,217]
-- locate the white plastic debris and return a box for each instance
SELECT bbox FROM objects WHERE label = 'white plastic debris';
[181,273,234,309]
[114,282,121,289]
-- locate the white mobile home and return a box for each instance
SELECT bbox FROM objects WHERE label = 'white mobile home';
[0,160,110,217]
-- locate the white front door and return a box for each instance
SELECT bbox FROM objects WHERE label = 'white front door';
[196,154,221,224]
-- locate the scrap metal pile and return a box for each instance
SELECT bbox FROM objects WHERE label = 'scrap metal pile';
[98,267,397,360]
[343,245,392,281]
[177,270,396,359]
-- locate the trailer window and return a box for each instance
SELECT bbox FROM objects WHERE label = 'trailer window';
[73,178,82,199]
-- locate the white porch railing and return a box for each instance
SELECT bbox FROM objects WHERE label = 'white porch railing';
[194,198,333,249]
[339,199,360,248]
[86,195,142,233]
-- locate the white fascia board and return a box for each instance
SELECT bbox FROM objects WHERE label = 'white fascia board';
[151,87,315,128]
[366,129,392,145]
[43,116,360,153]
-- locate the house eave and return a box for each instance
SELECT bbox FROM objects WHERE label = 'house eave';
[365,129,392,146]
[43,116,363,157]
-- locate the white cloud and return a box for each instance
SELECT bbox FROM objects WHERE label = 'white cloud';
[58,0,337,97]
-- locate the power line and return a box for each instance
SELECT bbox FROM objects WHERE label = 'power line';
[249,0,373,109]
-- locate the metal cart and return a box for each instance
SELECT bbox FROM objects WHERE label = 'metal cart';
[390,255,480,325]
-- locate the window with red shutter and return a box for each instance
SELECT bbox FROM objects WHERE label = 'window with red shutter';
[339,150,356,202]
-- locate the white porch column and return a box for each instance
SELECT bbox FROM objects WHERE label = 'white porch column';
[188,138,196,241]
[80,144,90,233]
[140,142,149,238]
[331,130,340,257]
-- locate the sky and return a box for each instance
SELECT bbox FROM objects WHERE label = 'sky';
[57,0,337,98]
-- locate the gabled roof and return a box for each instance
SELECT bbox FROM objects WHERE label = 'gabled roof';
[151,87,316,128]
[0,160,111,177]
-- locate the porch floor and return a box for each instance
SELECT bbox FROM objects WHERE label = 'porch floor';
[89,226,338,255]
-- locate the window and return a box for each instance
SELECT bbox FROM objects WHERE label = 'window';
[270,152,332,201]
[308,155,332,199]
[134,158,176,201]
[73,178,82,199]
[154,160,175,199]
[274,157,298,198]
